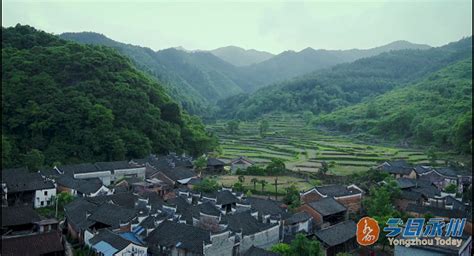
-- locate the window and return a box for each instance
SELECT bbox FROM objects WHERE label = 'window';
[40,201,44,206]
[44,191,48,196]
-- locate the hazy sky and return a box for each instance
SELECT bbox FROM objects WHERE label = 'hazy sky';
[2,0,472,54]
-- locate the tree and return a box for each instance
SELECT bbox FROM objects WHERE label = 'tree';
[302,111,314,125]
[363,177,401,251]
[233,182,244,192]
[226,120,240,134]
[426,147,437,165]
[193,178,220,193]
[259,179,268,193]
[320,161,329,175]
[266,158,286,175]
[251,178,259,191]
[259,119,270,137]
[23,149,45,171]
[283,184,301,210]
[290,234,321,256]
[194,155,207,172]
[271,234,321,256]
[270,243,291,255]
[444,183,457,193]
[2,135,12,168]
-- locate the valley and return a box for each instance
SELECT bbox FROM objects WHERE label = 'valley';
[207,113,456,176]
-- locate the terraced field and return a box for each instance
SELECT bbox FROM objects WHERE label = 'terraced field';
[207,113,448,176]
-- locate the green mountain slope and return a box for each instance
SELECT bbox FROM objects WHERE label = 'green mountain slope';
[316,58,472,153]
[60,32,432,106]
[218,37,471,119]
[210,46,274,67]
[236,40,431,91]
[60,32,245,116]
[2,25,217,168]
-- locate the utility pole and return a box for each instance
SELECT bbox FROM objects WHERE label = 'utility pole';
[55,195,59,218]
[274,177,278,201]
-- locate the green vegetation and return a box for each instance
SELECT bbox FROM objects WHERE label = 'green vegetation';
[363,178,401,251]
[283,185,301,210]
[226,120,240,134]
[317,58,472,154]
[2,25,216,168]
[193,155,207,172]
[216,37,471,120]
[193,178,221,193]
[444,183,457,193]
[271,233,321,256]
[208,113,457,176]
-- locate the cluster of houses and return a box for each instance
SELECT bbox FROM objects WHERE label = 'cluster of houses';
[376,160,473,255]
[1,155,472,256]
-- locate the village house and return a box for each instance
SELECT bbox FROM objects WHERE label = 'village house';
[230,156,255,174]
[145,220,236,256]
[300,184,363,213]
[64,194,145,244]
[376,160,416,179]
[224,211,281,254]
[145,156,198,187]
[1,230,65,256]
[56,175,112,197]
[1,206,41,235]
[2,167,56,208]
[282,211,312,238]
[207,157,226,173]
[87,228,148,256]
[54,160,146,186]
[298,197,347,229]
[314,220,358,256]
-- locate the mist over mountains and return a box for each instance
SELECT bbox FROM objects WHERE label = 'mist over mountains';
[60,32,432,116]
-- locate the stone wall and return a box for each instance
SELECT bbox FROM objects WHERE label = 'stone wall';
[239,224,280,254]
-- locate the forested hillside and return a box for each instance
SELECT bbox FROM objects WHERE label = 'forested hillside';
[60,32,243,116]
[218,37,471,119]
[2,25,217,168]
[60,32,430,111]
[210,46,274,67]
[315,58,472,154]
[236,40,431,90]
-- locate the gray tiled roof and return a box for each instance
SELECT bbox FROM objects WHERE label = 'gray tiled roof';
[1,231,64,256]
[434,167,457,178]
[285,212,311,225]
[56,176,103,194]
[207,158,225,166]
[95,161,132,171]
[396,178,417,189]
[314,184,361,197]
[2,168,55,192]
[308,197,346,216]
[224,211,277,236]
[315,220,357,247]
[145,221,210,254]
[88,203,137,228]
[1,206,41,227]
[89,229,134,251]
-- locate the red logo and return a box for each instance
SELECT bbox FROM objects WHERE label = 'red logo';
[356,217,380,246]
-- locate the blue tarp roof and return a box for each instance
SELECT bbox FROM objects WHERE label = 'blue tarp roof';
[120,232,144,245]
[93,241,118,256]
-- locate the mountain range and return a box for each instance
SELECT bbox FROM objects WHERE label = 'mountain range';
[60,32,430,116]
[210,46,274,66]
